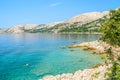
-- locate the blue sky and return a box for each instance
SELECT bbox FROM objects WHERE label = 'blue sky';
[0,0,120,28]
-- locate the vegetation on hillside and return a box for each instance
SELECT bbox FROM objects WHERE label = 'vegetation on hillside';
[59,17,107,33]
[100,8,120,80]
[24,16,107,33]
[104,47,120,80]
[101,8,120,46]
[24,27,52,33]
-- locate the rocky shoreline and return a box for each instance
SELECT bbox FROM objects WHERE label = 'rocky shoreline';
[68,41,110,54]
[68,41,120,60]
[39,41,116,80]
[40,64,111,80]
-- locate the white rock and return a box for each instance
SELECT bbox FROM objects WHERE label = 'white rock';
[66,11,109,23]
[41,64,111,80]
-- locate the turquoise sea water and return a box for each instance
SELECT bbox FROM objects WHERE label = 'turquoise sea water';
[0,34,103,80]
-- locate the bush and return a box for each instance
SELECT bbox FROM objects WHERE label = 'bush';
[101,8,120,46]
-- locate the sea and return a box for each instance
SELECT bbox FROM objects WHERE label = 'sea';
[0,33,104,80]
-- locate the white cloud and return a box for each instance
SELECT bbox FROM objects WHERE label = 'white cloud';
[49,2,62,7]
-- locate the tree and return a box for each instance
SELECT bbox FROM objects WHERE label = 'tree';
[101,8,120,80]
[100,8,120,46]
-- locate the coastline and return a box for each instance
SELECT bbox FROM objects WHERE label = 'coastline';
[68,41,110,54]
[57,32,101,34]
[40,64,111,80]
[0,32,101,34]
[40,41,114,80]
[68,41,120,60]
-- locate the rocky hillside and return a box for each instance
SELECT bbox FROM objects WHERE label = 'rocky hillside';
[66,12,108,23]
[0,11,109,34]
[0,24,48,34]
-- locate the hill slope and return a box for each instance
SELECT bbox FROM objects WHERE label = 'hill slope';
[0,11,109,34]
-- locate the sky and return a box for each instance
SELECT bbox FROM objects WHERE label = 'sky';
[0,0,120,28]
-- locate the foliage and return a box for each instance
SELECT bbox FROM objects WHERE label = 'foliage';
[106,47,120,80]
[107,61,120,80]
[92,72,100,78]
[100,8,120,46]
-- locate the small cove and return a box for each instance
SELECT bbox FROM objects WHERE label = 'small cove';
[0,34,104,80]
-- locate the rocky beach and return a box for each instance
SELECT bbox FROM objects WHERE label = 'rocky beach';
[41,39,120,80]
[40,64,111,80]
[40,41,115,80]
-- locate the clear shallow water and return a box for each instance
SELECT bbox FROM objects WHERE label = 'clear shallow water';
[0,34,103,80]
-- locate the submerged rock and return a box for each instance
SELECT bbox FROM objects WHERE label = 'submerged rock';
[60,46,66,49]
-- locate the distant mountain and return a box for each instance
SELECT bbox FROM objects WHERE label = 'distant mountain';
[66,11,109,23]
[0,24,48,34]
[0,11,109,34]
